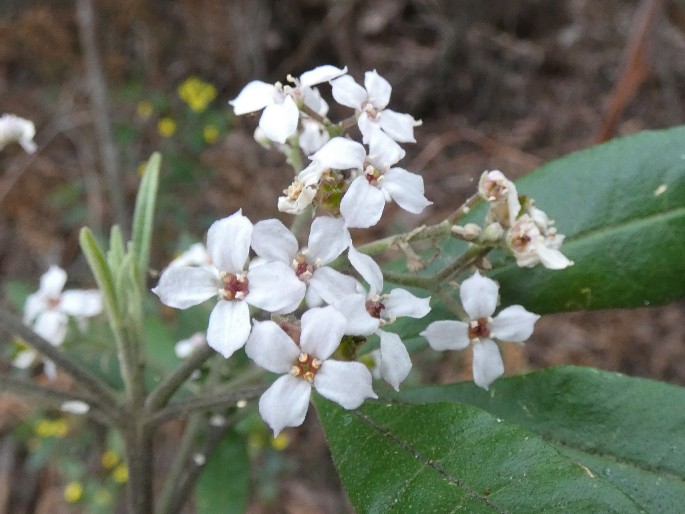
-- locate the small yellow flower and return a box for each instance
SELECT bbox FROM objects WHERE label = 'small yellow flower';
[178,76,217,113]
[202,124,220,144]
[136,100,154,120]
[112,464,129,484]
[64,481,83,503]
[271,432,290,451]
[34,418,69,438]
[157,117,177,138]
[137,160,148,176]
[52,419,69,438]
[101,450,120,470]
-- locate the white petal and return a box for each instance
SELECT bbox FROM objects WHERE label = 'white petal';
[333,293,380,336]
[420,320,470,351]
[207,211,253,273]
[490,305,540,342]
[537,245,574,270]
[40,265,67,297]
[383,289,431,319]
[300,306,346,360]
[299,120,329,155]
[299,65,347,88]
[152,266,218,309]
[247,262,305,313]
[340,177,385,229]
[307,217,351,265]
[472,339,504,390]
[378,109,419,143]
[24,293,46,324]
[331,75,367,109]
[364,70,391,109]
[60,290,102,317]
[308,266,358,305]
[207,300,251,358]
[34,311,68,346]
[259,96,299,143]
[357,113,380,145]
[60,401,90,414]
[381,168,432,214]
[229,80,276,115]
[378,329,412,391]
[314,360,377,409]
[302,88,329,117]
[368,130,405,169]
[310,137,365,170]
[259,374,312,436]
[252,219,298,264]
[245,320,300,373]
[348,246,383,294]
[460,271,498,319]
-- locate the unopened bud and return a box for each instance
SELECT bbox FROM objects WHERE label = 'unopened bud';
[451,223,481,240]
[481,222,504,242]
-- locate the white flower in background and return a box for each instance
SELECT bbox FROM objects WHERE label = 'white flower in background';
[251,216,356,307]
[24,265,103,347]
[174,332,207,359]
[298,119,330,155]
[60,400,90,414]
[245,306,377,436]
[153,211,306,358]
[334,247,430,390]
[229,65,347,144]
[331,70,421,144]
[420,271,540,390]
[169,243,212,269]
[478,170,521,227]
[506,212,573,270]
[310,133,431,228]
[277,166,321,214]
[0,114,37,153]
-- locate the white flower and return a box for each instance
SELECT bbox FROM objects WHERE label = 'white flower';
[479,170,521,227]
[420,271,540,390]
[60,400,90,414]
[24,265,103,347]
[174,332,206,359]
[169,243,212,269]
[230,65,347,144]
[334,247,430,390]
[277,161,324,214]
[311,133,431,228]
[0,114,37,153]
[152,211,306,358]
[507,213,573,270]
[298,119,330,156]
[331,70,421,144]
[251,216,356,307]
[245,306,377,436]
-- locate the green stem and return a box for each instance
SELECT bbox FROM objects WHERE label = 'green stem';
[122,422,153,514]
[0,307,120,411]
[145,343,216,411]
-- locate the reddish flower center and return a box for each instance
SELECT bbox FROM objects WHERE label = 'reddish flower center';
[293,254,315,282]
[291,352,321,383]
[219,272,249,301]
[364,165,382,186]
[468,318,491,340]
[365,298,385,319]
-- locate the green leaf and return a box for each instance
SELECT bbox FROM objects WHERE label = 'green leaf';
[489,126,685,312]
[196,430,249,514]
[107,225,126,275]
[316,394,644,513]
[79,228,122,338]
[397,366,685,513]
[131,152,161,290]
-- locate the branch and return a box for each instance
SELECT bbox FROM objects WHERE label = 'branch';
[0,307,121,411]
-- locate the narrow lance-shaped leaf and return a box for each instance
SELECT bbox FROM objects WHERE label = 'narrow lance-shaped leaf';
[316,395,644,513]
[131,152,161,291]
[107,224,126,276]
[398,366,685,513]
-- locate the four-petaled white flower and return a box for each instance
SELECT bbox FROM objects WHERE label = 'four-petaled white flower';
[420,271,540,390]
[331,70,421,144]
[24,265,103,347]
[251,216,356,307]
[152,210,306,359]
[229,65,347,144]
[311,133,431,228]
[507,212,573,270]
[245,306,377,436]
[334,246,430,390]
[0,114,37,153]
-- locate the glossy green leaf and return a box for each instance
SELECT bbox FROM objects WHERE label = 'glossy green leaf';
[131,152,161,290]
[316,393,644,513]
[398,366,685,513]
[196,429,249,514]
[489,126,685,312]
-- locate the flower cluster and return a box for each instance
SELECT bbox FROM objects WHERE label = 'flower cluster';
[153,65,570,435]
